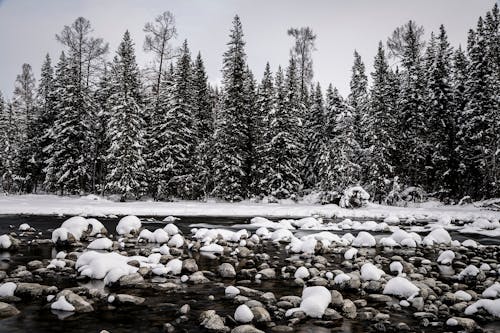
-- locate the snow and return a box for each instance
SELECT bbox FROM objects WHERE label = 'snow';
[334,273,351,284]
[465,299,500,317]
[1,194,498,223]
[76,251,139,285]
[19,223,31,231]
[152,228,169,243]
[87,237,113,250]
[294,267,310,279]
[116,215,141,235]
[390,261,404,274]
[462,239,478,248]
[454,290,472,301]
[339,186,370,208]
[422,228,452,246]
[234,304,254,323]
[51,228,70,243]
[383,277,420,298]
[361,263,384,281]
[298,286,332,318]
[437,250,455,265]
[344,248,358,260]
[51,296,75,312]
[458,265,480,280]
[0,235,12,249]
[0,282,17,297]
[163,216,179,222]
[165,258,183,275]
[61,216,91,240]
[164,223,179,236]
[384,215,400,224]
[352,231,376,247]
[225,286,240,296]
[200,243,224,253]
[482,282,500,298]
[167,234,184,248]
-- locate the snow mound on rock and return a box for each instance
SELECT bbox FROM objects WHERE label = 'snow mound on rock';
[116,215,141,235]
[422,228,451,246]
[361,263,384,281]
[465,299,500,317]
[383,277,419,298]
[87,237,113,250]
[76,251,139,285]
[0,235,12,249]
[0,282,17,297]
[352,231,376,247]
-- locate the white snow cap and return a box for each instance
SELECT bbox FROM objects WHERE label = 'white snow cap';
[0,235,12,249]
[299,286,332,318]
[225,286,240,296]
[352,231,376,247]
[383,276,419,298]
[361,263,384,281]
[87,237,113,250]
[437,250,455,265]
[0,282,17,297]
[294,267,310,279]
[51,296,75,312]
[19,223,31,231]
[116,215,141,235]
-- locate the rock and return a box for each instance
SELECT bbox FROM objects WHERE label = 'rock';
[179,304,190,315]
[260,292,276,303]
[251,306,271,322]
[271,326,294,332]
[308,277,328,286]
[27,260,44,271]
[119,273,145,286]
[15,283,57,298]
[231,325,264,333]
[449,317,478,332]
[115,294,145,305]
[330,290,344,308]
[199,310,229,332]
[342,299,357,319]
[183,259,198,273]
[57,290,93,313]
[218,263,236,278]
[237,286,264,298]
[277,301,293,309]
[323,308,343,321]
[280,295,301,307]
[189,271,209,284]
[367,294,392,303]
[257,268,275,280]
[411,297,424,311]
[0,302,20,318]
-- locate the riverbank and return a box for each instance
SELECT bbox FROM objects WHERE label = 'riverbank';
[0,194,499,222]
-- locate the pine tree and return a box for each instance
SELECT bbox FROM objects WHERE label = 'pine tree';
[303,82,324,188]
[363,42,398,202]
[395,22,428,188]
[151,40,196,199]
[243,66,258,196]
[459,19,498,198]
[44,53,95,194]
[264,60,303,199]
[106,31,147,200]
[253,63,275,195]
[348,50,369,147]
[212,16,250,200]
[0,100,23,193]
[425,25,456,197]
[191,52,214,199]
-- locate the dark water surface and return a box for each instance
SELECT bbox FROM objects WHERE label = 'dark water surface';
[0,215,499,333]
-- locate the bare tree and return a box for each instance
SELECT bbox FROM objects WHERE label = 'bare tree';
[143,11,177,106]
[287,27,316,100]
[56,17,109,88]
[386,20,425,62]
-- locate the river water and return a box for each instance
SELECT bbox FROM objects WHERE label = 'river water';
[0,215,499,333]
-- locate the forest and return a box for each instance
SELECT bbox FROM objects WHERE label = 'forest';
[0,4,498,203]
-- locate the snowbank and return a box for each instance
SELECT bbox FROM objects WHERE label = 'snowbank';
[1,194,498,222]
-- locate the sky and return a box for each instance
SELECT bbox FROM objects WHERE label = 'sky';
[0,0,497,100]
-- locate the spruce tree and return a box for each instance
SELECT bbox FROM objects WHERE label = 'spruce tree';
[303,83,324,188]
[191,52,214,199]
[151,40,196,199]
[106,31,147,200]
[253,63,275,195]
[363,42,398,202]
[348,50,369,147]
[212,16,250,201]
[0,101,23,193]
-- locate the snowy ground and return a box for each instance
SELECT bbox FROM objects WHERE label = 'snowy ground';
[0,194,499,221]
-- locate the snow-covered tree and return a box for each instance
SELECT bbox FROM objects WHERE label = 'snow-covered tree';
[287,27,316,101]
[106,31,147,200]
[212,16,251,201]
[348,50,369,147]
[303,83,324,188]
[363,42,398,201]
[150,40,196,199]
[252,63,275,195]
[44,53,95,194]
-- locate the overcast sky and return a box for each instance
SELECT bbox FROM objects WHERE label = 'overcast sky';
[0,0,497,100]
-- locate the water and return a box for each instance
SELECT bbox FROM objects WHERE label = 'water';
[0,215,499,333]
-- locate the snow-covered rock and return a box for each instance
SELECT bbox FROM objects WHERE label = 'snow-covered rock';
[225,286,240,296]
[361,263,384,281]
[116,215,141,235]
[298,286,332,318]
[167,234,184,248]
[422,228,451,246]
[76,251,139,285]
[352,231,376,247]
[51,296,75,312]
[200,243,224,253]
[164,223,179,236]
[87,237,113,250]
[294,267,310,279]
[465,299,500,317]
[457,265,480,280]
[339,186,370,208]
[437,250,455,265]
[344,248,358,260]
[383,277,419,298]
[19,223,31,231]
[0,282,17,297]
[482,282,500,298]
[0,235,12,249]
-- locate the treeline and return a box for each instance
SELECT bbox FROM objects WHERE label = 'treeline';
[0,5,499,203]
